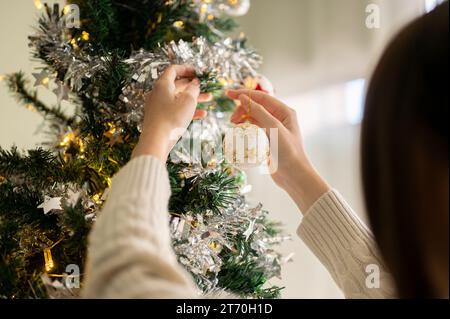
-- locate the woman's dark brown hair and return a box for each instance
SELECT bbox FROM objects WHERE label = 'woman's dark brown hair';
[361,2,449,298]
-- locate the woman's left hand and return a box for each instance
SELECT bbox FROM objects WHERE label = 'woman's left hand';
[132,65,212,161]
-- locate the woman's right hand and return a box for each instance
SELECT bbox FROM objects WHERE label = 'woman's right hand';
[226,89,330,214]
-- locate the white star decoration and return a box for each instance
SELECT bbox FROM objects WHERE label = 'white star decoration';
[38,196,62,214]
[32,70,50,88]
[53,82,70,104]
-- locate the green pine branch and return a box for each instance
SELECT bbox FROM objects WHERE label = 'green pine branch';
[217,236,283,299]
[0,147,82,190]
[0,181,91,298]
[0,146,114,196]
[168,163,239,215]
[68,0,238,53]
[4,72,72,125]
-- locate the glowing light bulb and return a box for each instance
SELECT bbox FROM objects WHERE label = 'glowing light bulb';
[26,104,37,112]
[44,248,54,272]
[173,20,184,28]
[60,132,76,147]
[63,5,71,15]
[200,3,208,14]
[218,77,228,87]
[81,31,90,41]
[34,0,43,10]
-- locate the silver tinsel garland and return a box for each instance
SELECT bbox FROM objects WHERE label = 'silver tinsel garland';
[121,37,262,129]
[170,192,288,292]
[29,11,262,130]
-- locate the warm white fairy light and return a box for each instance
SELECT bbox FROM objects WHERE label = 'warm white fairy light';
[33,0,43,10]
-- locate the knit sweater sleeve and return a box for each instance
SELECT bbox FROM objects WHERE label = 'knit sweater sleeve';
[297,189,397,298]
[82,155,198,298]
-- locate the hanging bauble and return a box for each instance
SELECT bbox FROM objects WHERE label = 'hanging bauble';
[223,122,270,169]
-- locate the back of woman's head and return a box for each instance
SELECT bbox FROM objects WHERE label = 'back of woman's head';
[361,2,449,298]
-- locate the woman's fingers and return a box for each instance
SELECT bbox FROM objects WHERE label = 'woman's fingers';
[175,78,191,93]
[198,92,213,103]
[227,89,292,124]
[156,65,197,95]
[175,79,213,103]
[237,94,280,130]
[177,78,200,106]
[230,105,248,123]
[160,65,196,82]
[193,109,208,120]
[161,65,214,104]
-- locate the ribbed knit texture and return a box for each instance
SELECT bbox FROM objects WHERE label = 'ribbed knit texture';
[297,189,396,298]
[83,156,198,298]
[83,156,396,298]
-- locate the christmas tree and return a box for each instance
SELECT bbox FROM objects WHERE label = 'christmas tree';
[0,0,286,299]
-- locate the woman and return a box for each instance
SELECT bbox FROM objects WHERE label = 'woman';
[83,3,448,298]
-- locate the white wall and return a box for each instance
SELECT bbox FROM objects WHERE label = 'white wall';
[235,0,426,95]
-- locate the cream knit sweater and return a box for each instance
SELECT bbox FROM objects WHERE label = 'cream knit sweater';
[83,156,396,298]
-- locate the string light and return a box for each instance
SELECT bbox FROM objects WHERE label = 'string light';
[207,158,218,167]
[157,13,163,24]
[105,122,116,135]
[81,31,90,41]
[63,5,71,15]
[33,0,43,10]
[208,241,222,251]
[173,20,184,29]
[59,133,74,147]
[25,104,37,112]
[0,74,5,81]
[78,139,85,153]
[92,193,101,202]
[59,132,76,147]
[59,131,85,154]
[104,122,124,146]
[43,248,54,272]
[70,38,79,49]
[200,3,209,14]
[218,77,228,87]
[43,238,64,273]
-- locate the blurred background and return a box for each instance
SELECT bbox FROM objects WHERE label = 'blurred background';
[0,0,445,298]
